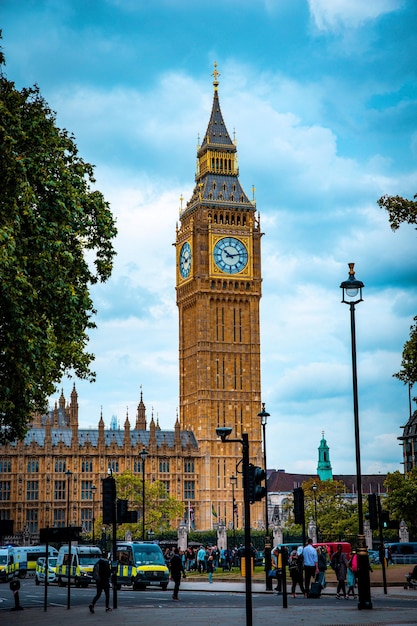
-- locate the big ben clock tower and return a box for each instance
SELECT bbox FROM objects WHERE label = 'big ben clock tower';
[176,64,264,529]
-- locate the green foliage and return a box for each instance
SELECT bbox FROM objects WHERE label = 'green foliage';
[384,468,417,537]
[114,471,184,537]
[378,192,417,388]
[284,479,359,541]
[378,193,417,232]
[392,318,417,389]
[0,45,117,442]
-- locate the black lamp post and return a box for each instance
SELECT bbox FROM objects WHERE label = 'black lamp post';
[258,403,272,591]
[230,474,237,547]
[340,263,372,610]
[216,428,252,626]
[312,482,318,540]
[140,448,148,541]
[91,485,97,543]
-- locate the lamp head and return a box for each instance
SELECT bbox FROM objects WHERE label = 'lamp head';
[340,263,364,305]
[258,402,270,425]
[216,426,233,442]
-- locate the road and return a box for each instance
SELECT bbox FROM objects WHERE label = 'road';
[1,577,417,626]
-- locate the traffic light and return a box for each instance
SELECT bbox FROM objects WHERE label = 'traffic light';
[117,499,128,524]
[248,463,266,503]
[102,476,116,525]
[293,487,305,525]
[126,510,138,523]
[380,509,390,529]
[367,494,378,530]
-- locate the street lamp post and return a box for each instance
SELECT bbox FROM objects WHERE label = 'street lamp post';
[216,428,252,626]
[340,263,372,610]
[140,448,148,541]
[230,474,237,548]
[91,485,97,543]
[312,482,318,541]
[258,403,272,591]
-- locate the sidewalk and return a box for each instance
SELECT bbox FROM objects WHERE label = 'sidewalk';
[2,581,417,626]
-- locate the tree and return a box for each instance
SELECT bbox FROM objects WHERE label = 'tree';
[384,468,417,537]
[114,471,185,537]
[378,193,417,231]
[283,479,359,541]
[0,42,117,442]
[378,192,417,389]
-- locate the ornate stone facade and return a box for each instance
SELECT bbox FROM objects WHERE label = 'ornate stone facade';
[0,68,266,537]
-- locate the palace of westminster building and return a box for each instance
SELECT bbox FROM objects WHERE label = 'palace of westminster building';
[1,67,415,542]
[0,66,265,539]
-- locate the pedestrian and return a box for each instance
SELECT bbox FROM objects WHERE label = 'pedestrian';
[303,538,318,596]
[347,562,356,598]
[207,553,214,583]
[331,544,349,599]
[271,546,283,593]
[197,545,206,573]
[170,547,186,601]
[89,556,112,614]
[288,549,305,598]
[316,546,327,589]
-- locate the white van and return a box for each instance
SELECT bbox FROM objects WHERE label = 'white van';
[56,545,102,587]
[0,546,17,582]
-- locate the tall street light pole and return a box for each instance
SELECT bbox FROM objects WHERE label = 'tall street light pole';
[91,484,97,543]
[258,403,272,591]
[216,428,252,626]
[340,263,372,610]
[140,448,148,541]
[230,474,237,548]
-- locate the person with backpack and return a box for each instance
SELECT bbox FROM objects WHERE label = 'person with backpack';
[89,556,112,613]
[288,548,305,598]
[331,544,349,599]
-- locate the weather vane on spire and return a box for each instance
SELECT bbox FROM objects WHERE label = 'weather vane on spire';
[212,61,220,91]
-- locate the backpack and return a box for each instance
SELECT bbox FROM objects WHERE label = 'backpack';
[92,560,101,582]
[288,556,300,573]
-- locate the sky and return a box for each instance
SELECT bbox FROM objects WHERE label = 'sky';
[2,0,417,476]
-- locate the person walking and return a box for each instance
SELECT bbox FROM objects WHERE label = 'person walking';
[316,546,327,589]
[303,538,318,596]
[288,549,305,598]
[170,547,186,601]
[331,544,349,599]
[89,556,112,614]
[207,553,214,583]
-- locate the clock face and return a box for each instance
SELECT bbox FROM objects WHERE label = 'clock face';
[213,237,248,274]
[179,241,192,279]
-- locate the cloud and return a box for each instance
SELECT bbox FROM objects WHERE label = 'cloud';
[308,0,405,32]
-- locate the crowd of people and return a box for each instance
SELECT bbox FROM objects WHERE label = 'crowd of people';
[88,540,373,606]
[163,544,249,576]
[270,538,363,599]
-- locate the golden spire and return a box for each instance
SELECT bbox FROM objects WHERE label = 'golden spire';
[212,61,220,92]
